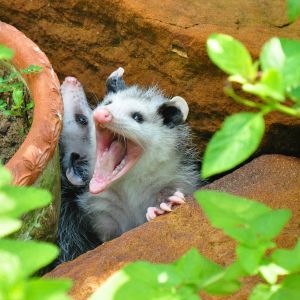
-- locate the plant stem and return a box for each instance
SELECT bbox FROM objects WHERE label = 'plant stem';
[268,102,300,118]
[224,86,268,110]
[224,86,300,118]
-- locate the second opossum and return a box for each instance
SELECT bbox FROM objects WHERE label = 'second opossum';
[58,77,99,264]
[76,68,200,242]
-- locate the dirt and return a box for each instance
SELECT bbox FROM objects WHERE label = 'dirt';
[0,65,32,164]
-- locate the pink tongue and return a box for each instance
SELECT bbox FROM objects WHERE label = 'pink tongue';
[89,140,126,194]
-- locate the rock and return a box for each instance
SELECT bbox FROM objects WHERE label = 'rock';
[46,154,300,299]
[0,1,300,156]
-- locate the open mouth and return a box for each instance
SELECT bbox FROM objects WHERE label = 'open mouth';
[89,125,143,194]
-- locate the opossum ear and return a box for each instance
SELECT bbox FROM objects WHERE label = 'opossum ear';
[170,96,189,121]
[158,96,189,128]
[106,67,126,93]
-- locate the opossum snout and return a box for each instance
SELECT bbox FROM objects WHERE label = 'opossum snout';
[63,76,82,87]
[93,107,112,124]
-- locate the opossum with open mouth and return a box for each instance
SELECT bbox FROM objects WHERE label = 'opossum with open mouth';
[77,67,200,242]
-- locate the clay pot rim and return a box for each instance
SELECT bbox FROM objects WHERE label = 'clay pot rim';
[0,22,63,186]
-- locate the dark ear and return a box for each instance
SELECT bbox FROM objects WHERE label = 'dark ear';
[158,96,189,128]
[106,67,126,93]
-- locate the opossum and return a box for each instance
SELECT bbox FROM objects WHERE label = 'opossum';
[57,77,100,264]
[77,67,200,242]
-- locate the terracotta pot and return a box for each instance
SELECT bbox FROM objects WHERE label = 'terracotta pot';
[0,22,63,241]
[0,22,63,185]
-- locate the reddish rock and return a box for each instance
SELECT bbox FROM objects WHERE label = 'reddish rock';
[1,1,300,156]
[46,155,300,299]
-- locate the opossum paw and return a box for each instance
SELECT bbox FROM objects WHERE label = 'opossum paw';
[146,206,165,221]
[167,191,186,205]
[146,191,186,221]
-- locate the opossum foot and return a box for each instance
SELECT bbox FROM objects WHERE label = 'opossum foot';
[146,190,185,221]
[146,206,165,221]
[168,191,185,205]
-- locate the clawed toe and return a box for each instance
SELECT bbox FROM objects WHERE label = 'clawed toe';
[146,190,186,221]
[146,207,164,221]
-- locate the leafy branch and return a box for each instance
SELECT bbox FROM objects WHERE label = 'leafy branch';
[0,166,71,299]
[202,35,300,178]
[92,191,300,300]
[0,45,42,121]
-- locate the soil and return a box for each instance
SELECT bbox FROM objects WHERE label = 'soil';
[0,64,32,164]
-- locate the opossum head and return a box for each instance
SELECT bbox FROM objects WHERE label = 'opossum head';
[60,77,94,186]
[89,68,189,194]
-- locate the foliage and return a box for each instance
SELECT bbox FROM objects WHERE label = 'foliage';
[0,165,71,299]
[92,191,300,300]
[202,34,300,178]
[287,0,300,22]
[0,45,42,118]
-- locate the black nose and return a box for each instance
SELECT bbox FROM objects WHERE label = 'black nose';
[70,152,80,163]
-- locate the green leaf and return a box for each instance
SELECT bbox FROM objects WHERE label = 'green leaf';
[202,112,265,178]
[25,278,72,300]
[175,287,200,300]
[223,262,247,282]
[25,101,34,110]
[259,262,288,284]
[0,82,23,93]
[0,103,7,110]
[0,239,59,277]
[249,209,291,242]
[260,38,300,92]
[12,88,23,107]
[0,166,12,186]
[288,0,300,22]
[207,33,255,80]
[0,250,22,287]
[242,69,285,102]
[270,274,300,299]
[282,54,300,90]
[90,261,182,300]
[288,86,300,102]
[175,248,223,284]
[272,240,300,273]
[249,284,277,300]
[0,193,16,216]
[0,217,21,237]
[236,244,270,275]
[0,45,14,60]
[21,65,43,74]
[174,248,239,295]
[2,110,13,116]
[0,186,51,218]
[89,269,130,300]
[195,190,271,229]
[260,38,286,72]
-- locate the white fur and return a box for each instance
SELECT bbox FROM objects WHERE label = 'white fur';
[60,77,95,181]
[77,86,198,242]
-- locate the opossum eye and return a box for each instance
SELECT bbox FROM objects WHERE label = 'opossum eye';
[104,100,112,106]
[75,114,88,126]
[131,112,144,123]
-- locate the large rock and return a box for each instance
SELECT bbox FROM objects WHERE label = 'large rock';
[46,154,300,299]
[1,1,300,155]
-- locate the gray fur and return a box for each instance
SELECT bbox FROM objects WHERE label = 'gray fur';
[58,71,200,264]
[57,77,99,264]
[79,83,200,242]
